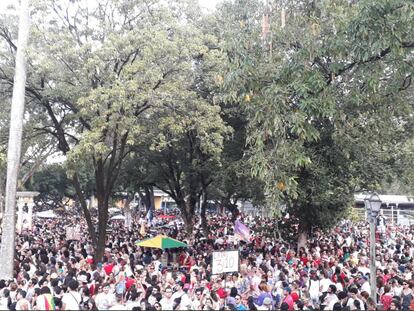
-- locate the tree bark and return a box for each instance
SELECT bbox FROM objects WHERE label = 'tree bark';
[200,190,209,236]
[94,195,109,263]
[178,199,195,235]
[0,0,30,280]
[297,220,309,251]
[124,196,132,230]
[72,173,97,245]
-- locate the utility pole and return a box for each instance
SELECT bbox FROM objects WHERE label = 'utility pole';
[0,0,30,280]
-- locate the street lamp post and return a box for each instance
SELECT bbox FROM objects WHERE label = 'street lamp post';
[365,192,382,306]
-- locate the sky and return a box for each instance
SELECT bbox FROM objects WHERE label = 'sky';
[0,0,221,14]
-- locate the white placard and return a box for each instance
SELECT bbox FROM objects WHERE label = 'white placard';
[66,226,81,240]
[212,251,239,275]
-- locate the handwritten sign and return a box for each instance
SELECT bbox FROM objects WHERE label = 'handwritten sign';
[212,251,239,275]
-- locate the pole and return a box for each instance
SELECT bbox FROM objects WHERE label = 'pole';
[0,0,30,280]
[369,212,377,305]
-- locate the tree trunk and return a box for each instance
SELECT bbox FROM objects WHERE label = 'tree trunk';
[124,196,132,230]
[94,195,109,263]
[72,173,97,245]
[223,198,239,221]
[178,199,194,236]
[200,190,209,236]
[0,0,30,280]
[297,221,309,251]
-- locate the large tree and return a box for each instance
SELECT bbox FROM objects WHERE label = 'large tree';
[0,0,217,261]
[222,0,414,243]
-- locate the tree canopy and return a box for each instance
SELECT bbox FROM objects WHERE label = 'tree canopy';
[221,0,414,236]
[0,0,414,250]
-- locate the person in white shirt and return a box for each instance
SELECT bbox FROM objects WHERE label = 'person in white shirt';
[191,289,203,310]
[95,284,115,310]
[346,287,365,311]
[323,285,339,311]
[15,289,31,311]
[360,277,371,294]
[109,293,127,310]
[319,271,332,293]
[61,280,82,310]
[160,287,174,310]
[171,282,185,302]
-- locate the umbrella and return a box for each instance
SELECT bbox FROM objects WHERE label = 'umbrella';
[136,235,187,250]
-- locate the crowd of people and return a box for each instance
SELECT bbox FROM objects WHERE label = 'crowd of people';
[0,209,414,311]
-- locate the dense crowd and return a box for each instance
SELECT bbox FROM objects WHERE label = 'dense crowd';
[0,210,414,311]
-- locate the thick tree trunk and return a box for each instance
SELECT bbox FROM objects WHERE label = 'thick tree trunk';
[297,221,309,251]
[0,0,30,280]
[183,213,194,235]
[178,199,195,236]
[94,196,109,263]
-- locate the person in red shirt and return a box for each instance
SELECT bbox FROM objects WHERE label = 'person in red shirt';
[290,281,301,303]
[215,279,227,299]
[103,262,114,275]
[282,287,294,311]
[381,284,393,311]
[300,253,308,266]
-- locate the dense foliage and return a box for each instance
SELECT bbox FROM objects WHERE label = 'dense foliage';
[0,0,413,249]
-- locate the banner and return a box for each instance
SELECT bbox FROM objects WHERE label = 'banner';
[66,226,81,240]
[212,250,239,275]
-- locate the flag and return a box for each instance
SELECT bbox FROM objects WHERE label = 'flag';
[234,219,250,241]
